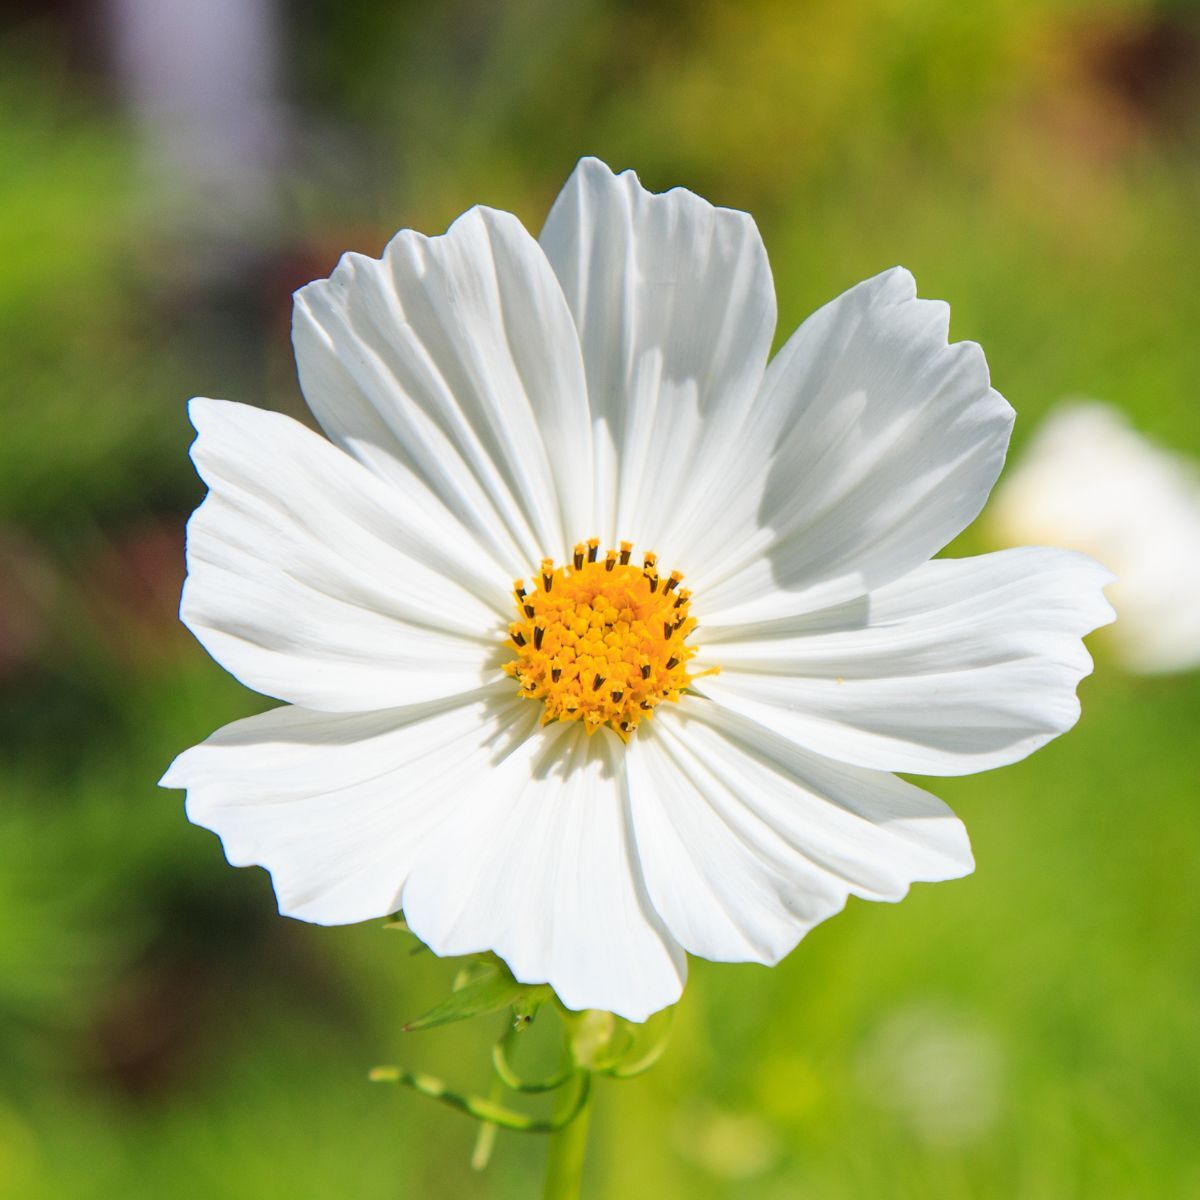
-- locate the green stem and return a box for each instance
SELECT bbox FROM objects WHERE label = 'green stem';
[369,1065,589,1132]
[541,1072,593,1200]
[470,1073,505,1171]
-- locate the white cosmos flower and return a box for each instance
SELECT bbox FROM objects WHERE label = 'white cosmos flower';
[161,157,1115,1022]
[987,401,1200,674]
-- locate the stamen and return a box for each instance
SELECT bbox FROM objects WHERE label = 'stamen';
[502,540,707,738]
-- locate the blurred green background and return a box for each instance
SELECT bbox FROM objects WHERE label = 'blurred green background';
[2,0,1198,1196]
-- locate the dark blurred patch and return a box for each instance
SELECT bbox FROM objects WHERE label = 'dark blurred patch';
[0,0,107,74]
[0,528,56,684]
[0,519,190,770]
[81,879,356,1103]
[0,670,126,774]
[80,518,189,671]
[1080,8,1200,132]
[264,233,381,340]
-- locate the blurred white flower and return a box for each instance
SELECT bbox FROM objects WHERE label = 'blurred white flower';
[110,0,287,248]
[988,402,1200,673]
[161,158,1113,1021]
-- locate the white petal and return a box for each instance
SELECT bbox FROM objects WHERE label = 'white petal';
[293,206,592,577]
[183,398,507,711]
[696,548,1116,775]
[698,268,1015,619]
[539,157,776,567]
[160,685,533,925]
[402,721,687,1022]
[626,702,972,965]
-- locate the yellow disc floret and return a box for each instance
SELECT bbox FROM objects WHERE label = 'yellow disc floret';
[504,539,705,739]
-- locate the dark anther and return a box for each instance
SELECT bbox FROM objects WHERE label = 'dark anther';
[647,575,659,593]
[587,542,599,563]
[666,656,679,670]
[619,545,632,565]
[533,626,545,650]
[612,690,624,702]
[640,663,651,679]
[515,586,526,600]
[592,674,604,691]
[673,594,686,609]
[664,576,680,593]
[511,631,526,647]
[663,621,673,640]
[542,573,553,592]
[620,721,633,733]
[573,550,584,570]
[524,604,535,618]
[551,667,562,682]
[640,700,652,710]
[605,554,616,572]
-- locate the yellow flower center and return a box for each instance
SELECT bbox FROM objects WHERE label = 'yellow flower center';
[504,539,707,739]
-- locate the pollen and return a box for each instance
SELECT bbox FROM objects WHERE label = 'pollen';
[504,541,707,739]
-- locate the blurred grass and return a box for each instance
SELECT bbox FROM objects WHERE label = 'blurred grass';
[1,0,1198,1196]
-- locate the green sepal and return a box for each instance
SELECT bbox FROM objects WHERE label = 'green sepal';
[601,1006,674,1077]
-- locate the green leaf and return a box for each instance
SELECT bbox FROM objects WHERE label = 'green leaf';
[403,965,549,1033]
